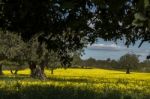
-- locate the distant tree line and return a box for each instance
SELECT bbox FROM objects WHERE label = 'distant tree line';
[72,54,150,73]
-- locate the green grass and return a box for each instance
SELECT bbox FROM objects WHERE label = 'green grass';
[0,68,150,99]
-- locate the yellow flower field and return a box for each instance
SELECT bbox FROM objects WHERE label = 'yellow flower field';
[0,68,150,99]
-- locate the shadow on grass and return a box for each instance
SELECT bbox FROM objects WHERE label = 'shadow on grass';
[47,76,89,83]
[0,84,149,99]
[0,74,135,84]
[0,74,149,99]
[0,74,30,80]
[0,85,136,99]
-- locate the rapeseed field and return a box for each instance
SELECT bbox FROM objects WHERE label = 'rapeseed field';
[0,68,150,99]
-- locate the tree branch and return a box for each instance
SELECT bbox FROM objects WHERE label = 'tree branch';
[138,39,150,48]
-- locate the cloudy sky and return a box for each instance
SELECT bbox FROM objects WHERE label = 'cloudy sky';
[81,38,150,61]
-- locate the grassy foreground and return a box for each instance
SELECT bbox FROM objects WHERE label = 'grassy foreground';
[0,68,150,99]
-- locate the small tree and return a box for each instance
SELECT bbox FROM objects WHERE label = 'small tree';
[0,31,26,75]
[119,53,139,74]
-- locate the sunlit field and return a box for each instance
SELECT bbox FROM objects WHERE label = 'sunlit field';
[0,68,150,99]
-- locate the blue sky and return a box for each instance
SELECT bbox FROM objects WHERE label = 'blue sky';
[81,38,150,61]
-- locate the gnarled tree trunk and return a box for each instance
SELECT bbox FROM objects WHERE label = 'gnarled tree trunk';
[29,61,37,77]
[29,61,46,80]
[40,60,46,74]
[39,60,48,78]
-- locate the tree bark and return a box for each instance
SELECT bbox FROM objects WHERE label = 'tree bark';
[126,67,130,74]
[0,64,3,75]
[29,61,36,77]
[51,68,53,74]
[29,61,46,80]
[40,61,45,74]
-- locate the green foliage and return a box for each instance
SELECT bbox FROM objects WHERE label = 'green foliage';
[1,0,150,65]
[26,36,46,64]
[0,31,26,67]
[46,51,61,71]
[0,0,150,69]
[85,57,97,66]
[119,54,139,69]
[72,53,82,67]
[143,59,150,65]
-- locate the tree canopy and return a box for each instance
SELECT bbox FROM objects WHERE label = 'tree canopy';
[0,0,150,65]
[119,53,139,74]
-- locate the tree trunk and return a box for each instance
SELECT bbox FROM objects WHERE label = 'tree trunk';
[126,67,130,74]
[15,69,18,74]
[10,69,18,75]
[39,61,46,79]
[40,61,46,75]
[10,69,13,74]
[29,61,46,80]
[0,64,3,75]
[51,68,53,74]
[34,66,46,80]
[29,61,36,77]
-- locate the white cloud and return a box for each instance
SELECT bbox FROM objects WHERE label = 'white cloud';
[87,43,123,51]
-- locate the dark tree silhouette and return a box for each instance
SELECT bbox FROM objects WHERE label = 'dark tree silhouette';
[0,0,150,65]
[147,55,150,59]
